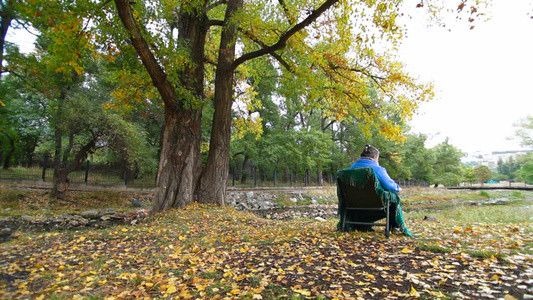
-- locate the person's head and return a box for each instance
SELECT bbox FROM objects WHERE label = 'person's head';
[360,144,379,161]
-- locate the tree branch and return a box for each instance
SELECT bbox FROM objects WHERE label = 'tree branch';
[277,0,296,25]
[208,19,224,27]
[207,0,227,11]
[232,0,338,70]
[114,0,178,109]
[239,28,294,72]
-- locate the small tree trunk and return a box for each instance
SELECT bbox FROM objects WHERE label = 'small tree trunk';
[51,169,70,200]
[53,128,62,176]
[62,131,75,165]
[317,163,324,186]
[52,139,95,199]
[0,131,14,169]
[240,155,250,184]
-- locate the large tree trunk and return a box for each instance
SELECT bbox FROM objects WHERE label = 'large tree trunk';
[114,0,207,213]
[197,0,243,205]
[151,109,202,211]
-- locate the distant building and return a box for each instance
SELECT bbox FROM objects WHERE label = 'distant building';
[462,149,532,169]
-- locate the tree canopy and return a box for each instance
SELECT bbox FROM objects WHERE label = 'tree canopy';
[0,0,501,209]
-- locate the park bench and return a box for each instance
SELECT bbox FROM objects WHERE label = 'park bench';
[336,167,413,238]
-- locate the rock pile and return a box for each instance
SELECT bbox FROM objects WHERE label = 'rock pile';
[252,204,337,221]
[0,188,339,241]
[227,190,338,221]
[0,209,148,241]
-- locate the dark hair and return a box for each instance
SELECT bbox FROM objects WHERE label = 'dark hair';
[360,144,379,159]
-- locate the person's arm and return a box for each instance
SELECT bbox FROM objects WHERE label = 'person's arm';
[374,166,401,193]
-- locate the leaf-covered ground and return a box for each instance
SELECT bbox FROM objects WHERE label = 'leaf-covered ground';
[1,185,532,299]
[1,200,532,300]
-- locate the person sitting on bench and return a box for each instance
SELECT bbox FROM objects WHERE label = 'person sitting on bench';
[349,145,401,194]
[348,145,402,232]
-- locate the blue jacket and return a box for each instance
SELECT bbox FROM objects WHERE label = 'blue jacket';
[349,159,401,193]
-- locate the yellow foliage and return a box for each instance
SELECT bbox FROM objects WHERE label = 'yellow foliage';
[232,116,264,141]
[200,142,210,154]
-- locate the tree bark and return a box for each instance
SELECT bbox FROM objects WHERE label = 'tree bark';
[52,139,96,199]
[240,154,250,184]
[114,0,207,213]
[0,130,14,169]
[0,1,14,73]
[317,163,324,186]
[62,131,75,165]
[198,0,243,205]
[151,109,202,211]
[53,127,62,175]
[52,88,68,177]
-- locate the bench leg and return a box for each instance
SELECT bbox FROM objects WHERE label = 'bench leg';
[341,209,347,231]
[385,204,390,238]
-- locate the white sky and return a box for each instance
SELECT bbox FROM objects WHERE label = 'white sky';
[397,1,533,154]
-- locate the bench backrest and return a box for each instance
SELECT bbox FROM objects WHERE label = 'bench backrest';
[337,167,386,209]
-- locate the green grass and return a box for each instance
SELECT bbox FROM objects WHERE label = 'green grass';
[405,190,532,256]
[479,190,491,198]
[416,242,453,254]
[0,189,28,209]
[405,199,532,225]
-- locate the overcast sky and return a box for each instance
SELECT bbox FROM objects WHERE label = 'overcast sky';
[397,0,533,154]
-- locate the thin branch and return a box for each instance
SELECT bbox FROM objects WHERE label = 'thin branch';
[323,119,335,131]
[277,0,296,25]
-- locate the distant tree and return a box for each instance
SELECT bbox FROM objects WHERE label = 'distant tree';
[432,138,464,187]
[496,156,518,180]
[463,166,477,186]
[514,153,533,185]
[0,75,45,168]
[473,165,492,185]
[400,134,436,182]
